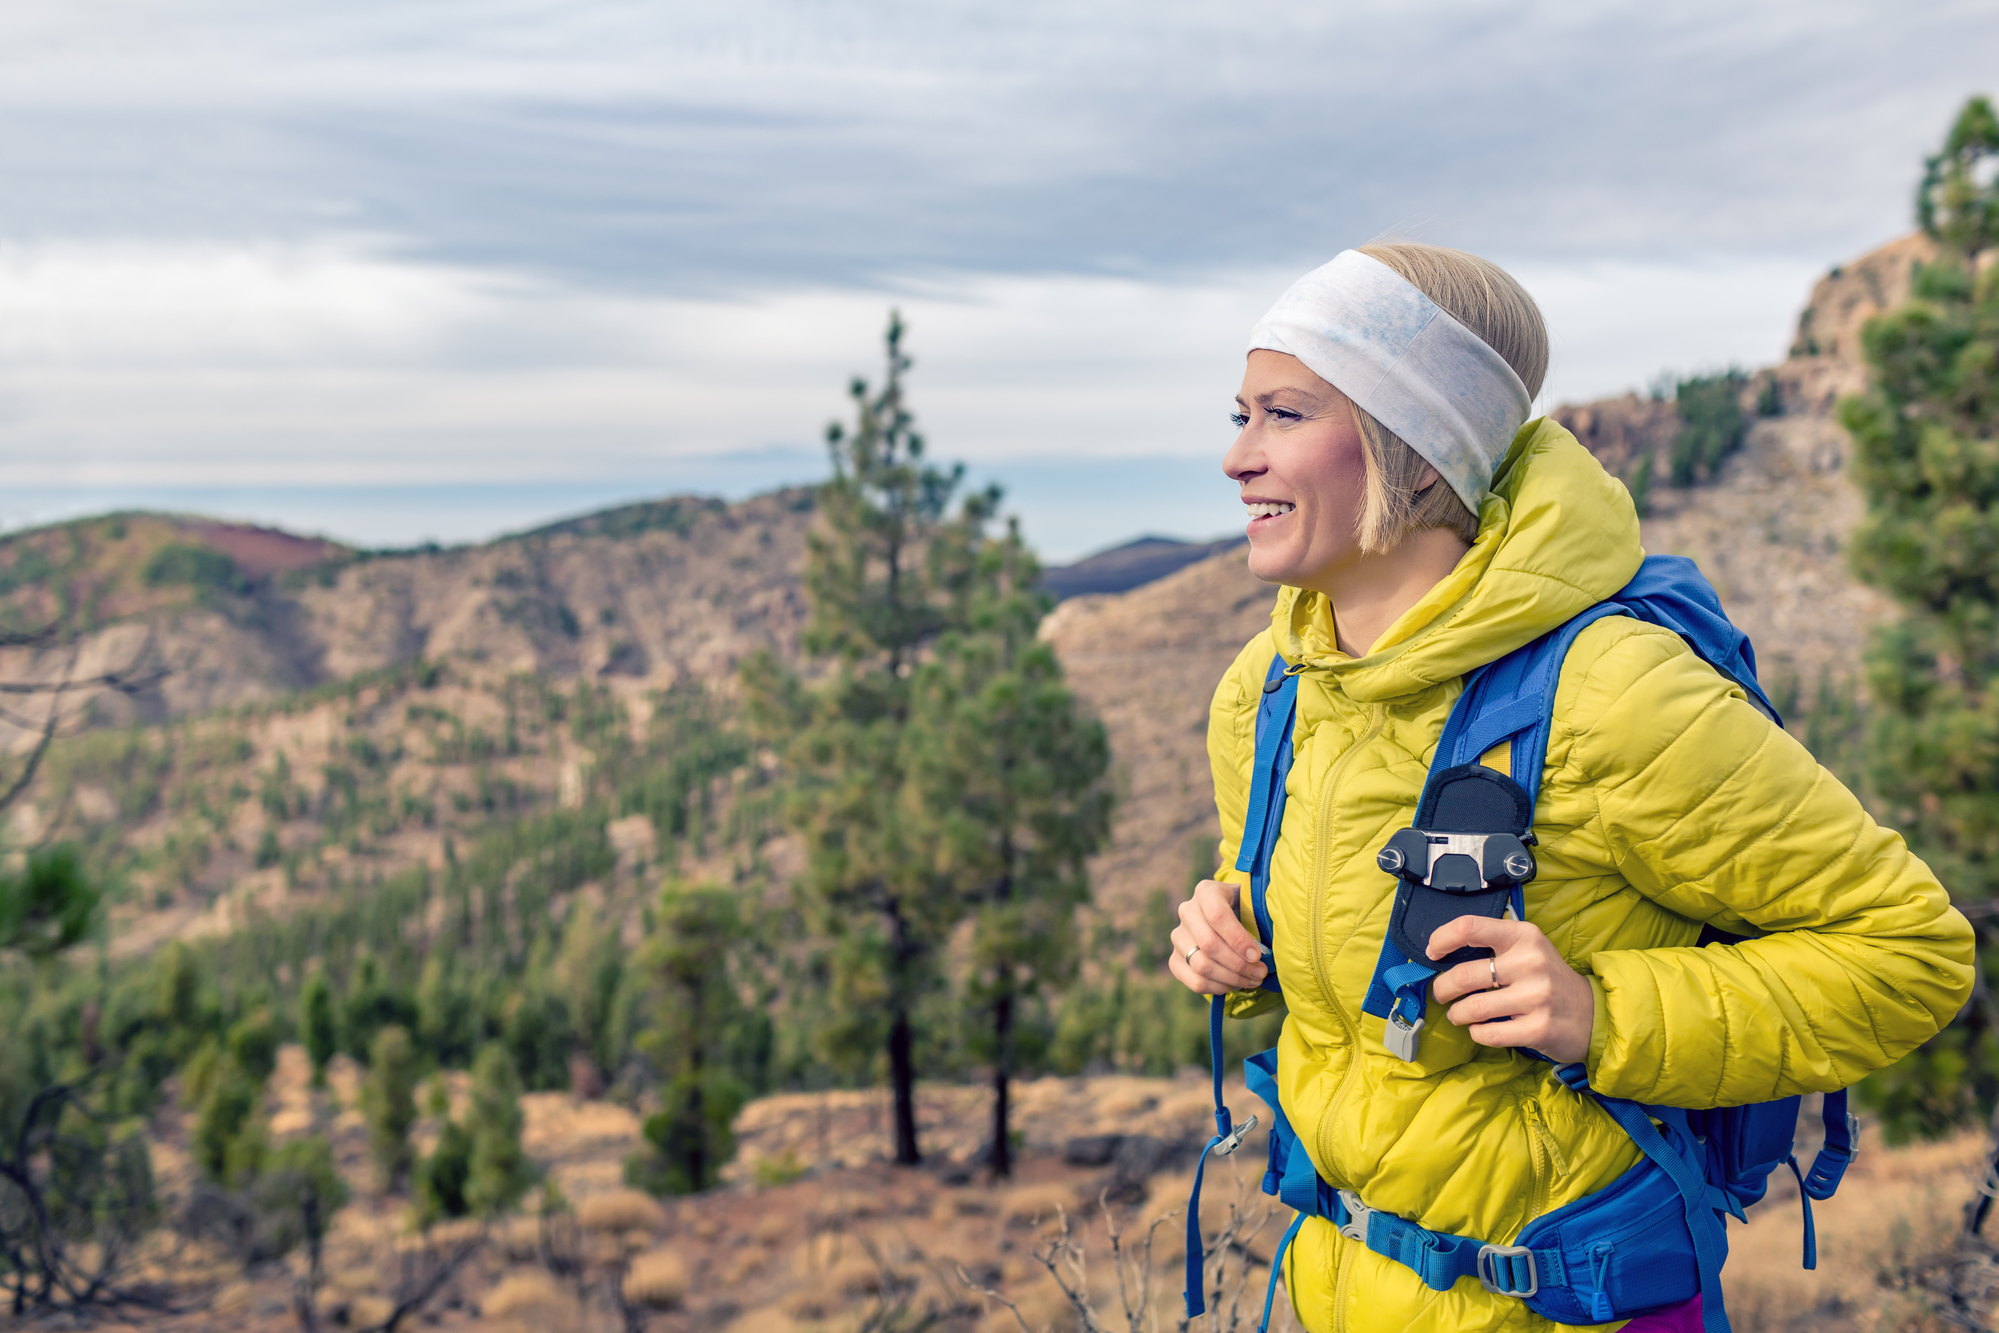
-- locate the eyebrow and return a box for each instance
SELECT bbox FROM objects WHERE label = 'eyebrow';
[1235,387,1329,409]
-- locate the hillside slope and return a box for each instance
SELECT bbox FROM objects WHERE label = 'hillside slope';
[0,492,818,730]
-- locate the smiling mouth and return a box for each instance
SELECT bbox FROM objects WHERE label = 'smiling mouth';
[1245,501,1295,520]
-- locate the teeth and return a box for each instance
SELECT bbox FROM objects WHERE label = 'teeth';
[1245,502,1296,519]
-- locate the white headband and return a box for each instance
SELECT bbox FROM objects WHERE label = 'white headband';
[1247,250,1532,511]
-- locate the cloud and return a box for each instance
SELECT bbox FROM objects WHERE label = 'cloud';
[0,235,1810,474]
[0,1,1987,290]
[0,0,1986,552]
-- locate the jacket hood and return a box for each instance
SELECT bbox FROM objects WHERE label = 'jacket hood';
[1270,416,1643,701]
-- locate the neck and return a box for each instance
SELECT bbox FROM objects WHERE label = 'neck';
[1308,526,1472,658]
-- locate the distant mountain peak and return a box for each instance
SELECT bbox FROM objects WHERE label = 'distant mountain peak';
[1040,534,1245,601]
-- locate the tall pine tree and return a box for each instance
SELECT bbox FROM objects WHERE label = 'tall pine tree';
[1844,95,1999,1139]
[748,313,993,1165]
[909,521,1113,1175]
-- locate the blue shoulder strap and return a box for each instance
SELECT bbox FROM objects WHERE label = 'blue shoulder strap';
[1187,650,1294,1318]
[1234,652,1296,990]
[1431,554,1781,811]
[1363,554,1784,1025]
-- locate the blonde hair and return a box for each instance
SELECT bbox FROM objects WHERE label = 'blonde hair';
[1349,243,1549,552]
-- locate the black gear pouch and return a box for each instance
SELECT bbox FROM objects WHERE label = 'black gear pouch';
[1384,763,1535,970]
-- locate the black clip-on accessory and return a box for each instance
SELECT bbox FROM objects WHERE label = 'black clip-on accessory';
[1373,763,1537,1058]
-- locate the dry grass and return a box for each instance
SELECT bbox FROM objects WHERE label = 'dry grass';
[119,1051,1999,1333]
[346,1294,394,1327]
[1719,1125,1985,1332]
[494,1213,543,1263]
[999,1182,1077,1228]
[623,1248,689,1310]
[479,1268,572,1319]
[576,1187,666,1234]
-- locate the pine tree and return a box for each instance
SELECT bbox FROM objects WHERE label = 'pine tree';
[414,1119,473,1226]
[1917,96,1999,270]
[625,883,750,1194]
[360,1025,419,1191]
[299,975,336,1089]
[464,1044,534,1214]
[746,312,993,1165]
[191,1055,261,1181]
[553,908,624,1088]
[1844,95,1999,1139]
[908,521,1113,1174]
[0,847,98,958]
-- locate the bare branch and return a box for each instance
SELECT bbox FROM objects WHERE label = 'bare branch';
[360,1229,485,1333]
[0,668,166,697]
[956,1264,1036,1333]
[0,632,169,817]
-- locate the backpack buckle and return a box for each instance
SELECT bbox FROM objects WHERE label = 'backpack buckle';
[1335,1189,1374,1244]
[1476,1243,1539,1297]
[1384,1006,1425,1062]
[1215,1113,1258,1157]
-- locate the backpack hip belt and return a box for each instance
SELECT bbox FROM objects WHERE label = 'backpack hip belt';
[1182,555,1861,1333]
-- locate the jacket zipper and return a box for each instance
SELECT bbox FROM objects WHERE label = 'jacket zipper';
[1522,1098,1568,1222]
[1333,1223,1359,1331]
[1309,701,1386,1330]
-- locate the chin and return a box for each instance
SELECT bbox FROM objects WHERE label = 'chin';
[1243,543,1300,587]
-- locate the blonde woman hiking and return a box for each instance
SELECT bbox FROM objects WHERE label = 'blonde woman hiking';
[1168,243,1974,1333]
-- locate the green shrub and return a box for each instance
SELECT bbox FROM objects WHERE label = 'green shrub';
[226,1008,281,1085]
[1669,369,1749,486]
[464,1044,534,1214]
[299,973,336,1088]
[414,1119,473,1226]
[192,1057,261,1182]
[360,1025,419,1191]
[501,987,574,1092]
[143,543,245,594]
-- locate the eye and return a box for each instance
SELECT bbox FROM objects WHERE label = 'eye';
[1229,410,1249,428]
[1269,407,1303,422]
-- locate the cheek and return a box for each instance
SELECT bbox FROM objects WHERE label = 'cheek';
[1293,430,1369,512]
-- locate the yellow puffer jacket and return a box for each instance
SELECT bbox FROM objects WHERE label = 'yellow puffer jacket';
[1209,418,1974,1332]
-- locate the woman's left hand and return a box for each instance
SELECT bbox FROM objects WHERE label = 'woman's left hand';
[1426,917,1595,1065]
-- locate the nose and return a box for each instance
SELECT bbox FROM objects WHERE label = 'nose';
[1223,416,1264,486]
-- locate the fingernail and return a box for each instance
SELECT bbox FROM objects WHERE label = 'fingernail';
[1244,948,1260,962]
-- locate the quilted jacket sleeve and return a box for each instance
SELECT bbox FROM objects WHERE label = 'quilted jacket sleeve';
[1563,621,1974,1106]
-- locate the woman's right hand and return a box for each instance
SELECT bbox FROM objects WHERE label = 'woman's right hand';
[1168,879,1269,995]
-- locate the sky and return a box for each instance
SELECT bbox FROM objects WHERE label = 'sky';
[0,1,1991,559]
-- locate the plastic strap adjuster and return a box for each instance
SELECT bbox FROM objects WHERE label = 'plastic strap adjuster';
[1334,1189,1373,1244]
[1216,1113,1258,1157]
[1384,1005,1425,1061]
[1803,1111,1860,1200]
[1477,1243,1539,1298]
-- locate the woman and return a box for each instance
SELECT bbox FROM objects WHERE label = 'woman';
[1167,243,1973,1332]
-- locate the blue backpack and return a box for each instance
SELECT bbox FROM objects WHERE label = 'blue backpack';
[1183,555,1858,1333]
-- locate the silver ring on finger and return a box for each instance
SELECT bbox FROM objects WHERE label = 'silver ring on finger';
[1487,957,1501,992]
[1186,944,1201,965]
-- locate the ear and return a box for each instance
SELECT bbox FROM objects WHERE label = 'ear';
[1414,463,1443,495]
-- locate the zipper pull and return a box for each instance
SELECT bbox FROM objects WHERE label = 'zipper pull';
[1526,1100,1570,1175]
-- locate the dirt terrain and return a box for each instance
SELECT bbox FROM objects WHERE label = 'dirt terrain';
[106,1043,1991,1333]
